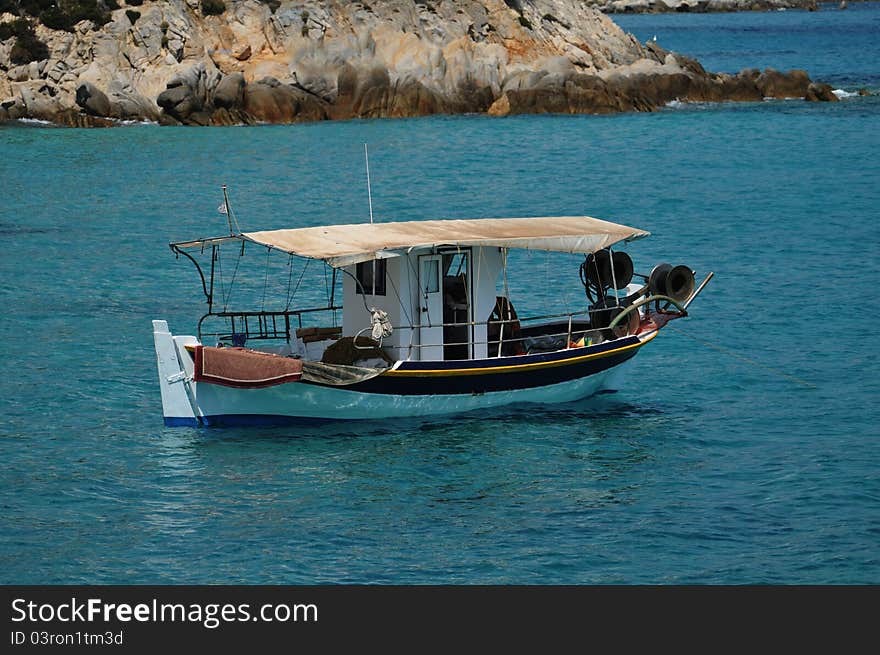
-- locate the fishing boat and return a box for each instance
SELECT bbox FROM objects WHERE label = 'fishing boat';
[153,189,712,427]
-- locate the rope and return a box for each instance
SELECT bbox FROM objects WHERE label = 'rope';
[608,294,686,330]
[416,255,439,328]
[592,254,603,301]
[475,247,482,300]
[285,257,310,311]
[260,247,271,312]
[370,308,393,340]
[405,251,422,309]
[501,248,509,300]
[215,244,225,308]
[609,247,620,306]
[386,266,413,329]
[664,324,816,389]
[404,253,422,356]
[223,243,243,311]
[284,254,295,310]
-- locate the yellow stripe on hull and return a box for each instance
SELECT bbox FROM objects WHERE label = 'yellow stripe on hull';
[382,331,659,378]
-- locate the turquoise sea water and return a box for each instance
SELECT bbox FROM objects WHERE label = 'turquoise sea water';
[1,5,879,584]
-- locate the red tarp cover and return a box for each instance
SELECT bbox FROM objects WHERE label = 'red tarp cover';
[192,346,303,388]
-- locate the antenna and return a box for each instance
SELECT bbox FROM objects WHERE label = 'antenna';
[221,184,235,234]
[364,143,374,224]
[219,184,242,235]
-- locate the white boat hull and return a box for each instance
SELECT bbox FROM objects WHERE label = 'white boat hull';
[153,320,638,427]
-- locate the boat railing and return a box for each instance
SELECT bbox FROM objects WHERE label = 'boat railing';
[198,305,640,360]
[197,306,342,342]
[353,308,619,358]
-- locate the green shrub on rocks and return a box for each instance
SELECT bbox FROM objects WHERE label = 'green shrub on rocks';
[0,1,111,31]
[5,17,49,64]
[37,7,73,29]
[18,0,54,18]
[0,16,29,40]
[201,0,225,16]
[62,1,112,28]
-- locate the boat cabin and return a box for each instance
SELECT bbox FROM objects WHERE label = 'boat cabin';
[341,246,503,361]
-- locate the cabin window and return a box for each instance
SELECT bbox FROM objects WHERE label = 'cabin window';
[355,259,386,296]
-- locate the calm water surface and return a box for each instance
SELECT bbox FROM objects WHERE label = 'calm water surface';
[1,5,878,583]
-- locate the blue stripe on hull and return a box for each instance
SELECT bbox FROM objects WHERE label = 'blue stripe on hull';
[203,414,340,427]
[164,416,201,427]
[164,415,342,427]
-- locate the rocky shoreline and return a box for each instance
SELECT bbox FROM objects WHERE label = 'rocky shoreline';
[0,0,841,128]
[588,0,823,13]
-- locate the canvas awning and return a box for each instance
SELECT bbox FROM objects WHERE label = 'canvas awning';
[172,216,649,268]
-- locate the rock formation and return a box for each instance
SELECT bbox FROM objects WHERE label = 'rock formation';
[0,0,839,127]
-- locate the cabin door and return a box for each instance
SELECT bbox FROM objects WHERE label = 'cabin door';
[441,250,472,360]
[418,254,444,361]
